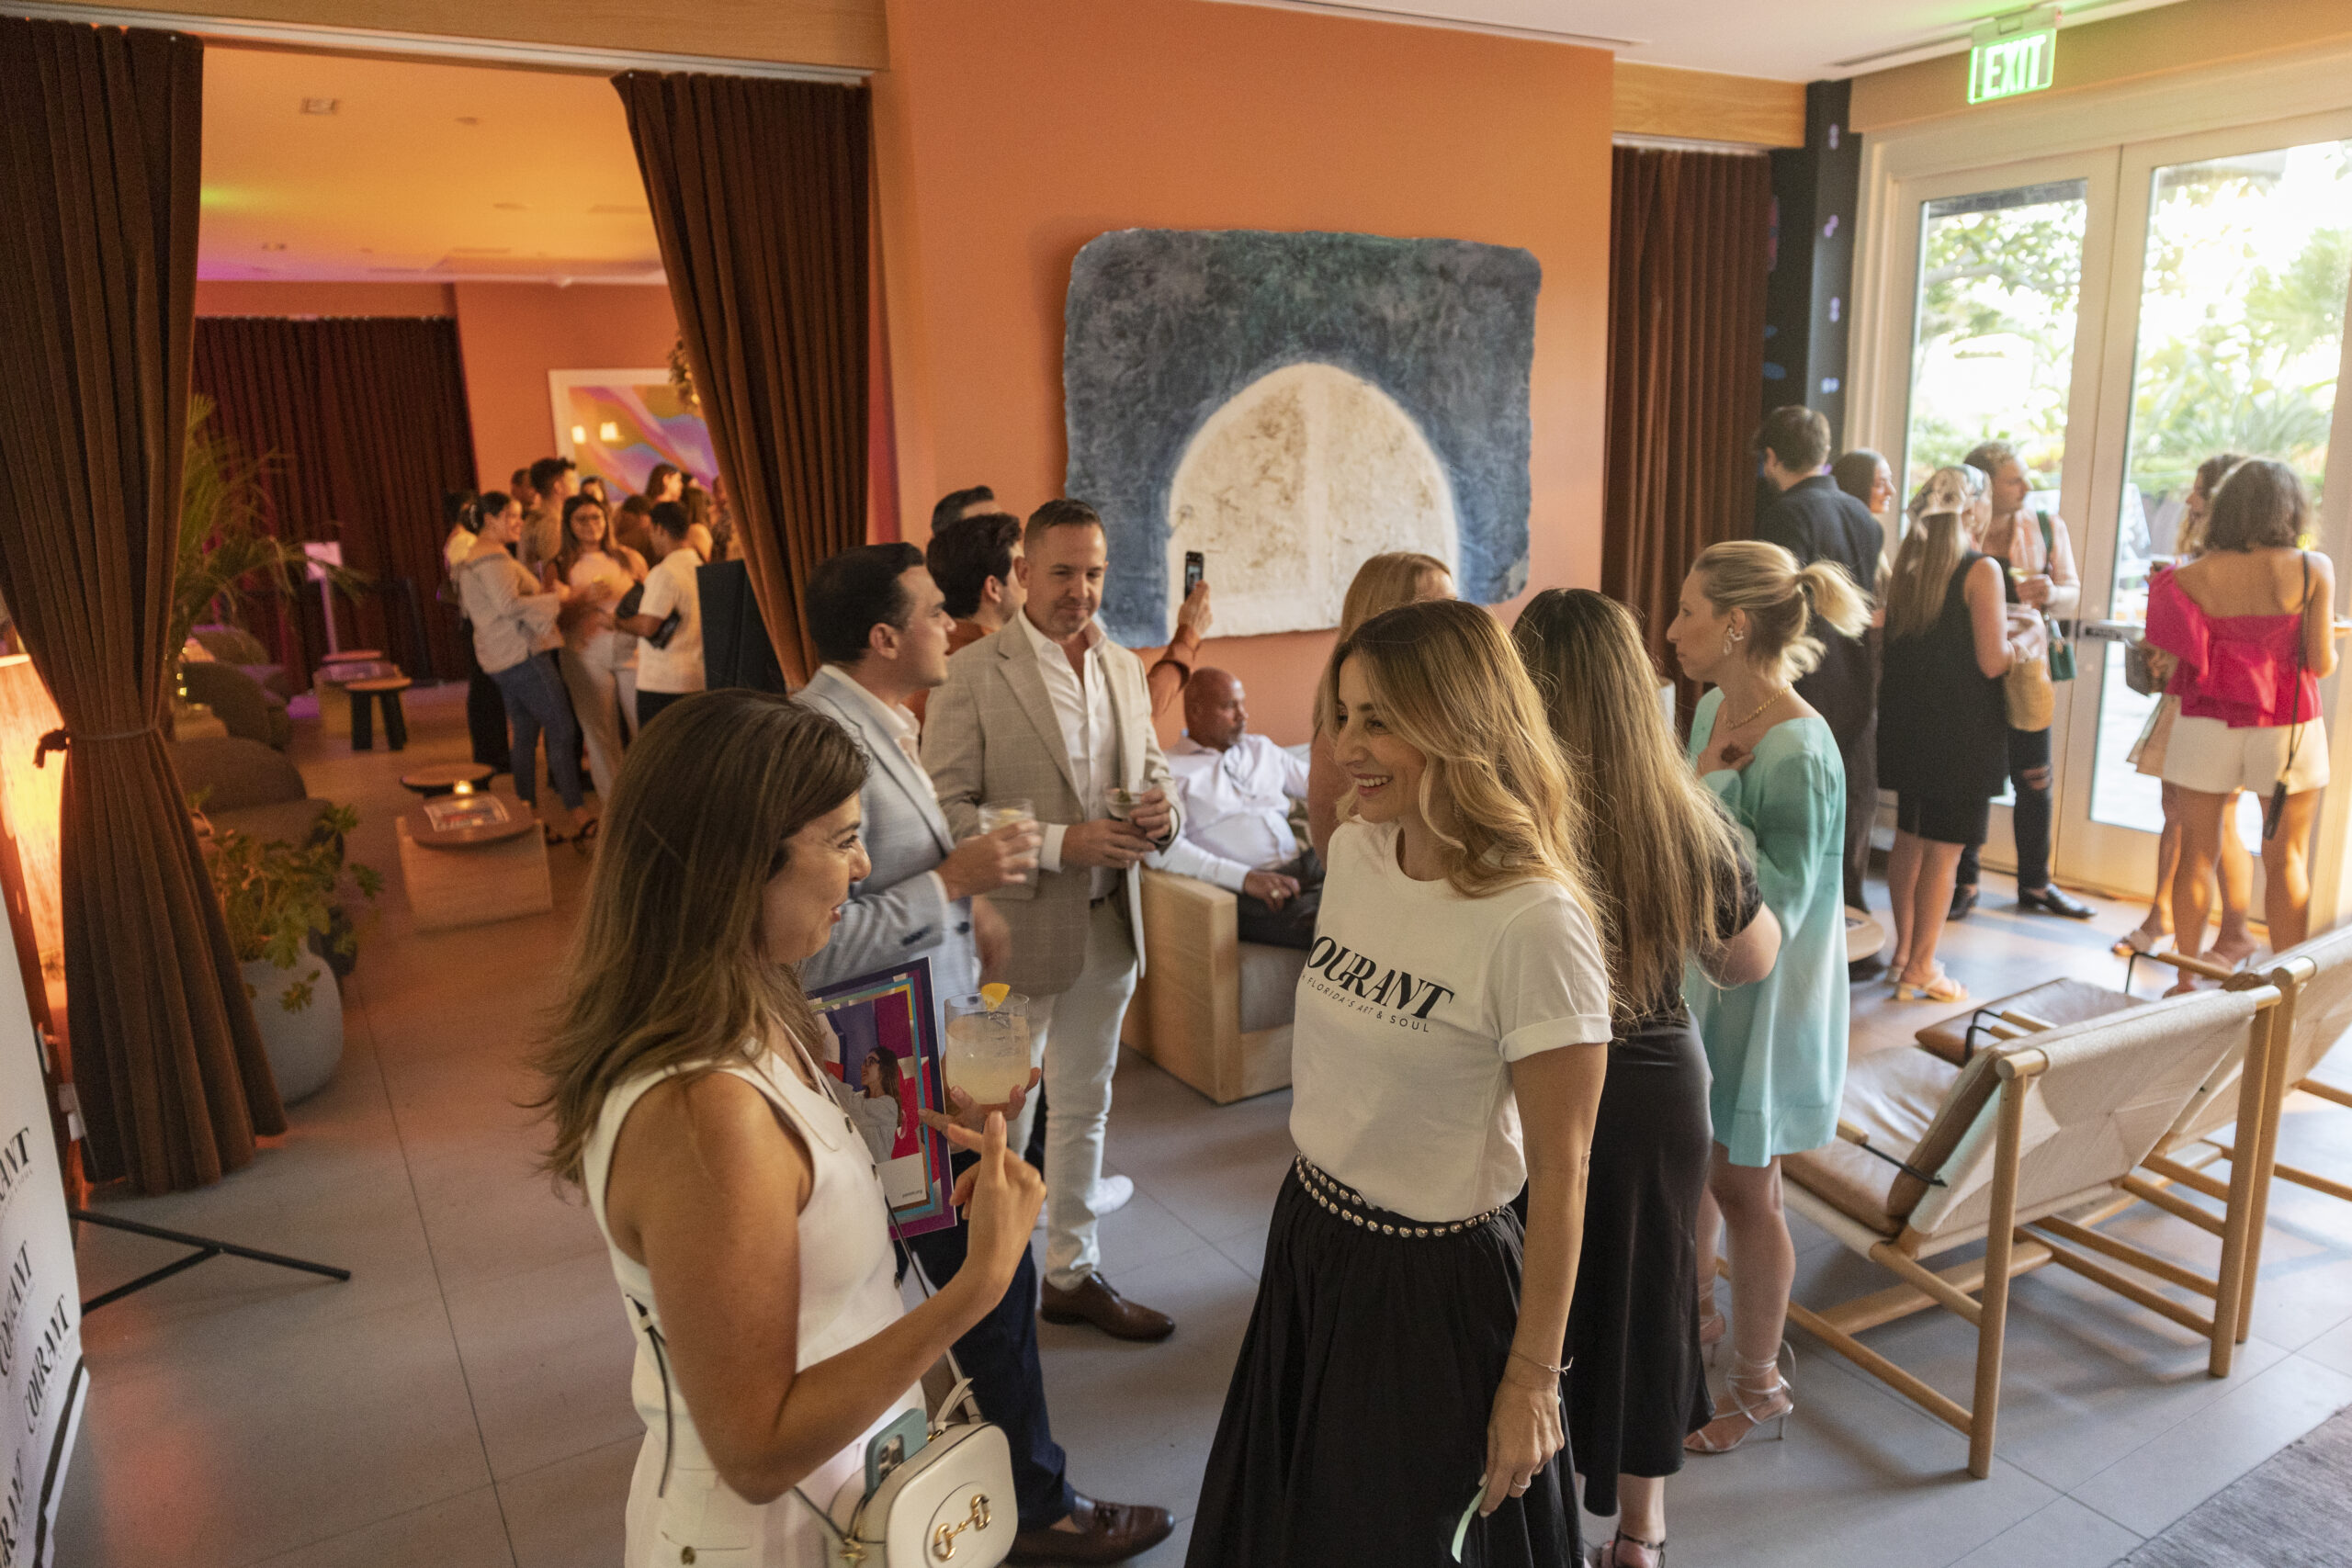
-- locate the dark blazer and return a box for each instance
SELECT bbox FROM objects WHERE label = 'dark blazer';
[1756,474,1884,741]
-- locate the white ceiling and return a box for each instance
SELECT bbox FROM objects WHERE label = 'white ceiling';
[1253,0,2191,81]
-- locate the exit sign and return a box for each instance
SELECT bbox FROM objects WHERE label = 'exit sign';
[1970,8,2059,105]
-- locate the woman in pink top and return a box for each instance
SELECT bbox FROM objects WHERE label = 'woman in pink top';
[2145,460,2335,965]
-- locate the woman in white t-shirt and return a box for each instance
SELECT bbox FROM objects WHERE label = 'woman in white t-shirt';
[1191,599,1612,1568]
[552,493,648,800]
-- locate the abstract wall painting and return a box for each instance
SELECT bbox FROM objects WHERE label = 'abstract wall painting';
[1064,230,1540,647]
[548,368,717,497]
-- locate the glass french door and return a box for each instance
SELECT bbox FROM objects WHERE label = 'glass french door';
[1884,116,2352,904]
[1888,152,2113,879]
[2058,114,2352,896]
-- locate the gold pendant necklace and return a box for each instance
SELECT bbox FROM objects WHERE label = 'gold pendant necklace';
[1729,686,1789,731]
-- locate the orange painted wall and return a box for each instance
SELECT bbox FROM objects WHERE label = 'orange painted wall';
[873,0,1614,746]
[193,279,682,495]
[448,283,681,494]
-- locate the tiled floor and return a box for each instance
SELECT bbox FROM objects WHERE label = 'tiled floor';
[53,685,2352,1566]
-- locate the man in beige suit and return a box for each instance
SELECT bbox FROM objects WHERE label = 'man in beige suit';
[923,499,1182,1342]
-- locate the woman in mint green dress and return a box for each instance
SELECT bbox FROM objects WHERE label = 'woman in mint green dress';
[1666,540,1870,1458]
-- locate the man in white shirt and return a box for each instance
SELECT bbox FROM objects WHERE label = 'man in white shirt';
[923,500,1182,1343]
[1156,668,1320,948]
[616,501,705,728]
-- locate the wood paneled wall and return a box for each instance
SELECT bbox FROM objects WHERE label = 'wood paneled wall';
[41,0,887,72]
[1612,62,1805,148]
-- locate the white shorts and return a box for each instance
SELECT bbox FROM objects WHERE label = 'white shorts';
[2161,713,2330,796]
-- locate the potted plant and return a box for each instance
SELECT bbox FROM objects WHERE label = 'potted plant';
[205,803,382,1103]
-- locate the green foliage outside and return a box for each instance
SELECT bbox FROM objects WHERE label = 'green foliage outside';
[1906,146,2347,515]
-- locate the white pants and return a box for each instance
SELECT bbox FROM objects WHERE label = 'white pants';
[1008,897,1137,1292]
[558,631,639,800]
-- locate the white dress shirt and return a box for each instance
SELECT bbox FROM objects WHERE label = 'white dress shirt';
[1012,610,1122,900]
[1156,733,1310,892]
[827,666,949,908]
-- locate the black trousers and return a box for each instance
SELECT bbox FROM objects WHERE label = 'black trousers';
[460,628,513,774]
[905,1179,1077,1531]
[1957,726,2054,894]
[1838,712,1878,914]
[1233,849,1324,950]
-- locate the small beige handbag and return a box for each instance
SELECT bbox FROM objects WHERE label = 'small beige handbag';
[2003,609,2054,732]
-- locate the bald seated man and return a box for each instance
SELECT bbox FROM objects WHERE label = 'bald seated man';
[1152,668,1322,949]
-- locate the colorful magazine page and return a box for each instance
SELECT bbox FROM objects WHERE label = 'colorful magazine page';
[805,957,955,1238]
[422,795,510,831]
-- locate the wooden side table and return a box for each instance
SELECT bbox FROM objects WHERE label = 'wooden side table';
[396,794,551,932]
[347,676,413,750]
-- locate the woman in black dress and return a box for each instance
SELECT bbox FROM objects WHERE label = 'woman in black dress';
[1876,468,2027,1003]
[1511,592,1783,1568]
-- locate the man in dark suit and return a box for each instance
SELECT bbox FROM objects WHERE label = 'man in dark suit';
[1754,405,1885,950]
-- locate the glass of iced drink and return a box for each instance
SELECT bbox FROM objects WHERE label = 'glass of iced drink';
[944,992,1032,1111]
[978,798,1037,885]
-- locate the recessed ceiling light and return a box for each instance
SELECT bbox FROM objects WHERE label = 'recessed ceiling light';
[494,201,526,211]
[456,116,480,127]
[300,97,337,115]
[260,242,287,252]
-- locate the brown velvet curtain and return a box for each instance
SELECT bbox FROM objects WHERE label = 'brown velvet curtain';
[0,18,286,1193]
[1602,146,1773,704]
[614,72,869,684]
[192,316,478,682]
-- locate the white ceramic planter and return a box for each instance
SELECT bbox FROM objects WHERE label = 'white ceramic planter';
[240,956,344,1104]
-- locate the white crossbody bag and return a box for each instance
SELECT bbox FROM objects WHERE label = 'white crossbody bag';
[794,1052,1017,1567]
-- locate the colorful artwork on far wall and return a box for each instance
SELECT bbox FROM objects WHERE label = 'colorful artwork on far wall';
[548,368,718,497]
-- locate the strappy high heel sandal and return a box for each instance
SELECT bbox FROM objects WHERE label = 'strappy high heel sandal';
[1697,1304,1726,1368]
[1684,1344,1794,1455]
[1593,1529,1667,1567]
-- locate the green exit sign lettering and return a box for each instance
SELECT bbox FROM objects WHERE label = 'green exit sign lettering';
[1969,8,2059,105]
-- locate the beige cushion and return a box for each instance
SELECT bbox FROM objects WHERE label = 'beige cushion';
[1785,1045,2006,1235]
[1915,977,2137,1066]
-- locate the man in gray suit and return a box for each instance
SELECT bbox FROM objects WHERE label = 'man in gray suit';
[797,546,1177,1563]
[924,500,1182,1342]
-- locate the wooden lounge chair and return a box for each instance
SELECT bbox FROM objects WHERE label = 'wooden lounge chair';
[1914,929,2352,1357]
[1780,985,2278,1477]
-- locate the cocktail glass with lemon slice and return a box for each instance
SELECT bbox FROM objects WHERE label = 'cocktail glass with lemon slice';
[944,988,1032,1109]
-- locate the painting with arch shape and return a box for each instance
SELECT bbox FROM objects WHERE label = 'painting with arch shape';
[1063,229,1539,648]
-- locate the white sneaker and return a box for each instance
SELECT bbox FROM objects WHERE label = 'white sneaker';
[1092,1174,1135,1216]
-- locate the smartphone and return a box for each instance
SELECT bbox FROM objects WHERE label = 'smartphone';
[1183,550,1205,597]
[864,1408,930,1495]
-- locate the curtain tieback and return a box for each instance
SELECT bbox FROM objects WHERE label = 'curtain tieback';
[35,723,158,768]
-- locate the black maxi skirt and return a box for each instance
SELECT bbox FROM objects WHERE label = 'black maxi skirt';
[1561,1017,1715,1516]
[1188,1160,1578,1568]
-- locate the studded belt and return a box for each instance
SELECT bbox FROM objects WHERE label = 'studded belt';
[1293,1156,1508,1238]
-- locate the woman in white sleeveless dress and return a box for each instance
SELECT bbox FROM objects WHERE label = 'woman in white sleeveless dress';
[535,690,1045,1566]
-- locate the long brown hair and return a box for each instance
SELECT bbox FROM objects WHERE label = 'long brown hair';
[1513,590,1742,1014]
[1338,551,1453,641]
[1883,466,1985,641]
[1316,599,1594,908]
[2202,457,2308,553]
[553,493,614,583]
[534,691,867,1187]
